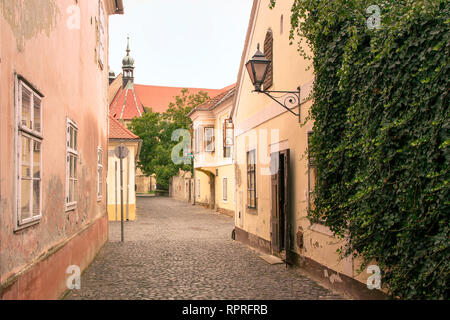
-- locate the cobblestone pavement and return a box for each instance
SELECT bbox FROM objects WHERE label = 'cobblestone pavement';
[66,197,343,300]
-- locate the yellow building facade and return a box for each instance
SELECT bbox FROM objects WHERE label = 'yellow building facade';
[107,116,141,221]
[231,0,384,299]
[190,87,236,217]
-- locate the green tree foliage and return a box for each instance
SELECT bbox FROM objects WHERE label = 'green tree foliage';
[272,0,449,298]
[129,89,210,190]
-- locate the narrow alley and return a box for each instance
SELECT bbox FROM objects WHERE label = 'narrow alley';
[65,197,343,300]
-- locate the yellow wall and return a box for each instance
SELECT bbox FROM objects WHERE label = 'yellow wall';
[233,0,372,286]
[194,169,212,206]
[214,165,235,213]
[107,141,138,221]
[191,91,235,215]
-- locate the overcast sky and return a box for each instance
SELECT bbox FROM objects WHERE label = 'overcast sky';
[109,0,253,89]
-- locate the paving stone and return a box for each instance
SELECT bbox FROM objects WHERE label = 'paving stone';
[65,197,343,300]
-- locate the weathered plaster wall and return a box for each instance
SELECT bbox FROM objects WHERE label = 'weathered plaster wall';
[0,0,111,299]
[171,171,193,202]
[214,165,235,213]
[0,0,59,52]
[107,142,137,221]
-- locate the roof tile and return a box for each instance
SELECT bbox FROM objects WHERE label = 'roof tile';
[109,115,140,140]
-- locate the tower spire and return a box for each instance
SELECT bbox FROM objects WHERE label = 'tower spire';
[122,35,135,88]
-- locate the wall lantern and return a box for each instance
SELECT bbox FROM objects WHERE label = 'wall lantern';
[245,44,301,120]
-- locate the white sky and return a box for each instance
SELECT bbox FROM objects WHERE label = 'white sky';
[109,0,253,89]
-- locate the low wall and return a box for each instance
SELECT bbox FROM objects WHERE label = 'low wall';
[170,175,194,203]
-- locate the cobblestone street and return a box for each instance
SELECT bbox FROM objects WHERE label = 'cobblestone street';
[65,197,343,300]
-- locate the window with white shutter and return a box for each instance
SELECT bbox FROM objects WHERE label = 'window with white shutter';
[66,119,78,210]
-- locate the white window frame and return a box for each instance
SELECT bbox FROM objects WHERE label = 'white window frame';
[223,118,233,159]
[195,127,203,154]
[15,77,43,228]
[223,177,228,202]
[66,119,79,211]
[97,146,103,200]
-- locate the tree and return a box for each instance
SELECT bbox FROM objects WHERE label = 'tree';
[129,89,210,190]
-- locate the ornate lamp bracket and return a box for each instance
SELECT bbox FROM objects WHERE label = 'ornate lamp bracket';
[255,86,301,121]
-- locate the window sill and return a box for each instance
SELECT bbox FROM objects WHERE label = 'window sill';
[14,218,41,233]
[65,203,77,212]
[246,207,258,215]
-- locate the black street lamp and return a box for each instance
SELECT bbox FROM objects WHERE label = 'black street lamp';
[245,44,301,120]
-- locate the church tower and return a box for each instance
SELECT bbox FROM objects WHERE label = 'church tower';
[122,36,135,88]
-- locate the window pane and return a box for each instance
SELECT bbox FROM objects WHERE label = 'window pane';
[224,147,231,158]
[21,135,31,178]
[33,141,41,178]
[74,179,77,202]
[74,130,77,150]
[69,179,73,203]
[69,156,73,178]
[21,179,31,219]
[33,180,40,216]
[33,97,41,133]
[21,86,32,129]
[73,156,77,178]
[69,126,73,149]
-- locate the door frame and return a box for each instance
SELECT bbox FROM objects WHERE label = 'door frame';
[270,149,291,264]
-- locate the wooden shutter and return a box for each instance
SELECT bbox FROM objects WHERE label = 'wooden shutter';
[263,30,273,90]
[271,152,280,252]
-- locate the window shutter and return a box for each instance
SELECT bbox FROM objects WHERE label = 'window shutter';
[263,30,273,90]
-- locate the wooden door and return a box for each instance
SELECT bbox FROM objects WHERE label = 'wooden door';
[281,149,292,264]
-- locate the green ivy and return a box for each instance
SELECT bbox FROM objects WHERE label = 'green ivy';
[273,0,449,299]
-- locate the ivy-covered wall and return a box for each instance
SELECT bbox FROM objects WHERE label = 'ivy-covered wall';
[275,0,449,299]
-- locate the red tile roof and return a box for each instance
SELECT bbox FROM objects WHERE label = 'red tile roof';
[109,81,145,121]
[193,86,236,112]
[134,84,235,113]
[109,115,140,140]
